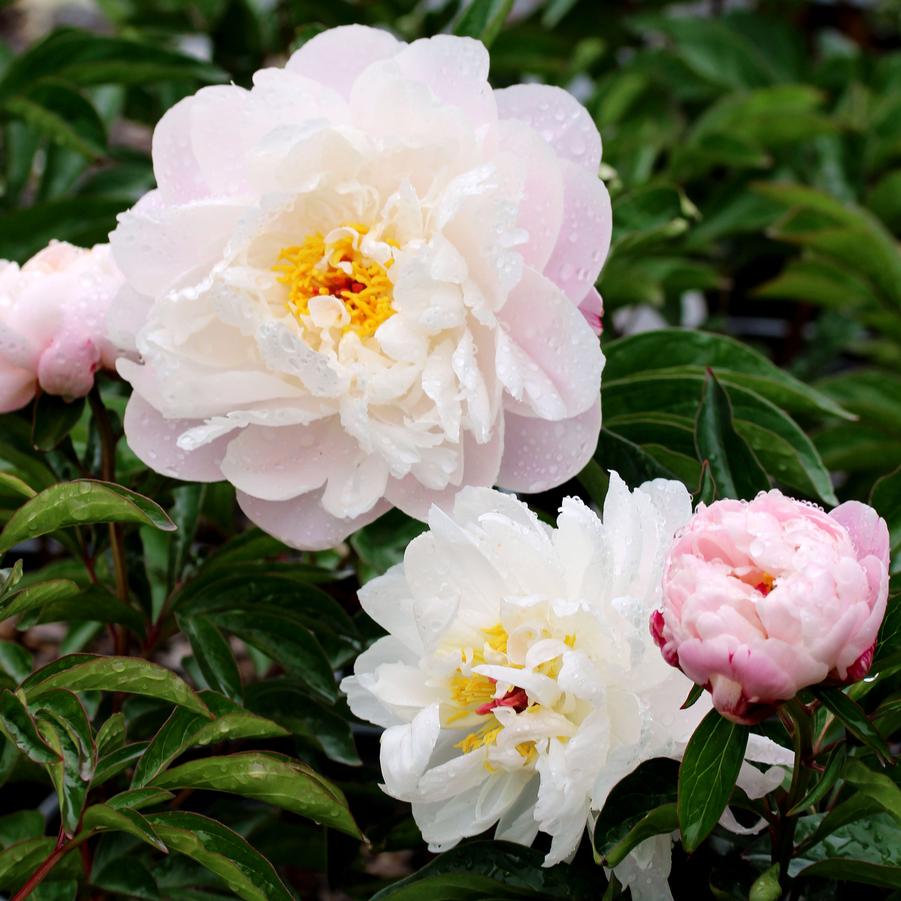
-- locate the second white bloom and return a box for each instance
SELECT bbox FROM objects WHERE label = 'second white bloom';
[342,474,790,896]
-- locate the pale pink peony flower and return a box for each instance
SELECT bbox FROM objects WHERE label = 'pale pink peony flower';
[651,491,890,723]
[109,25,610,550]
[0,242,122,411]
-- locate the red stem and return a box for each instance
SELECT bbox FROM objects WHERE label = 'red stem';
[12,833,70,901]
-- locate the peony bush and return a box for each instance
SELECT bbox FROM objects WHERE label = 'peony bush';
[0,2,898,900]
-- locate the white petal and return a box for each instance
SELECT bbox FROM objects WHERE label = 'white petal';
[380,704,442,801]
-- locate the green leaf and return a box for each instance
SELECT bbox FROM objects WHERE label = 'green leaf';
[105,787,173,811]
[95,712,125,757]
[23,655,209,716]
[795,859,901,888]
[209,610,337,701]
[0,480,175,555]
[151,752,360,838]
[31,395,85,452]
[92,741,148,787]
[82,804,167,853]
[178,615,242,702]
[30,585,144,633]
[244,679,360,766]
[453,0,513,47]
[603,329,852,421]
[0,28,225,97]
[0,837,57,892]
[0,196,130,263]
[30,688,94,765]
[0,689,59,764]
[0,641,31,683]
[812,687,891,763]
[38,717,90,834]
[131,694,288,789]
[0,473,36,500]
[695,370,770,499]
[677,708,749,852]
[145,812,293,901]
[843,759,901,823]
[787,744,847,816]
[4,83,106,158]
[0,579,81,622]
[370,840,596,900]
[605,803,678,867]
[0,811,44,848]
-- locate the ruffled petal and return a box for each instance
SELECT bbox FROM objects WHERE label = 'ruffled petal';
[543,160,612,305]
[496,400,601,494]
[123,393,227,482]
[495,83,602,174]
[236,486,389,551]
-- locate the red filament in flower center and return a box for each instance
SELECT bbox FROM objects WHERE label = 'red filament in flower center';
[475,686,529,716]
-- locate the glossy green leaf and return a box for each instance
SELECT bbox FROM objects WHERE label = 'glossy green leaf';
[131,694,287,788]
[454,0,513,47]
[31,395,86,452]
[178,615,242,702]
[695,370,770,499]
[94,712,125,757]
[795,859,901,888]
[0,480,175,555]
[0,811,44,848]
[151,752,360,838]
[813,687,891,763]
[0,689,59,764]
[0,579,80,621]
[24,655,209,716]
[0,837,57,892]
[92,741,149,787]
[105,787,173,811]
[749,863,782,901]
[145,812,292,901]
[0,474,36,500]
[677,709,749,852]
[31,585,144,633]
[0,641,32,683]
[843,759,901,822]
[82,803,167,852]
[603,329,852,420]
[38,717,90,834]
[605,803,679,867]
[787,744,847,816]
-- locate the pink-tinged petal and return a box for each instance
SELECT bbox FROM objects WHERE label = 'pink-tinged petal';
[494,83,602,174]
[395,35,495,133]
[385,425,503,521]
[123,393,226,482]
[111,200,245,298]
[543,160,611,305]
[152,96,210,202]
[286,24,401,97]
[830,500,891,568]
[497,268,604,420]
[496,120,564,271]
[0,360,35,413]
[578,287,604,335]
[36,334,100,399]
[496,400,601,494]
[219,421,334,502]
[237,487,390,551]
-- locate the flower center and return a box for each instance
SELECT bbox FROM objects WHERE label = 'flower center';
[274,223,395,338]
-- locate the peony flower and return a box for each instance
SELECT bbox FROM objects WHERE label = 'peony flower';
[652,491,890,724]
[340,474,790,897]
[108,25,610,550]
[0,241,121,412]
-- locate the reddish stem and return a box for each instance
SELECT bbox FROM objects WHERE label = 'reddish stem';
[12,832,70,901]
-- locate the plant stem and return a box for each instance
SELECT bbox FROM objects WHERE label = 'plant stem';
[88,386,129,656]
[11,831,69,901]
[774,698,814,890]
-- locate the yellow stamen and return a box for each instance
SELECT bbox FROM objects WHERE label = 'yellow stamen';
[456,721,503,754]
[274,223,395,338]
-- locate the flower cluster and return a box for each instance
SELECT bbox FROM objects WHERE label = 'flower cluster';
[0,241,121,411]
[106,24,610,549]
[652,490,890,723]
[341,474,792,896]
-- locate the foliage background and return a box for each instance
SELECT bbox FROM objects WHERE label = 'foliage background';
[0,0,899,899]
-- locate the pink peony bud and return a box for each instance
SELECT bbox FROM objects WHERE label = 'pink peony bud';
[652,490,890,724]
[0,242,123,412]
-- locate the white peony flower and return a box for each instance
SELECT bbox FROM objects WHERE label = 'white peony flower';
[109,24,610,549]
[341,473,791,897]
